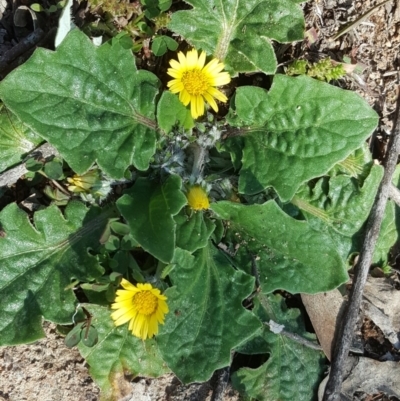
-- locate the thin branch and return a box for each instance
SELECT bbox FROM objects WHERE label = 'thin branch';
[0,143,59,188]
[389,183,400,207]
[332,0,392,40]
[264,320,323,351]
[0,29,45,75]
[323,90,400,401]
[210,367,230,401]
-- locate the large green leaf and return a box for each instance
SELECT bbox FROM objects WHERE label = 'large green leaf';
[156,246,262,383]
[292,164,384,261]
[78,304,169,401]
[116,175,187,263]
[211,200,348,294]
[0,202,112,345]
[227,75,379,201]
[0,104,42,173]
[168,0,304,75]
[232,294,325,401]
[0,29,160,178]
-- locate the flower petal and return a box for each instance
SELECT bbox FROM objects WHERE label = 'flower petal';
[203,92,219,112]
[207,87,228,102]
[203,59,224,75]
[211,72,231,86]
[186,49,198,69]
[197,51,207,69]
[148,315,159,337]
[169,59,182,71]
[179,89,191,106]
[120,278,139,291]
[167,68,181,78]
[177,51,187,68]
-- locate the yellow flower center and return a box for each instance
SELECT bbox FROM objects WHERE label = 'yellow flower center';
[132,291,158,315]
[181,70,209,96]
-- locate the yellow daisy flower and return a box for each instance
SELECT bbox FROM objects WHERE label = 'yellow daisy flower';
[67,169,101,193]
[111,279,169,340]
[167,49,231,119]
[187,185,210,211]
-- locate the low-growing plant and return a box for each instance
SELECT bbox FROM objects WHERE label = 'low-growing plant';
[0,1,397,400]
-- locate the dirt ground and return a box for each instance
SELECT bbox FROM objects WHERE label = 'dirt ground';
[0,322,240,401]
[1,0,400,400]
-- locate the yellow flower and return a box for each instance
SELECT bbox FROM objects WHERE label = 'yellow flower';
[187,185,210,211]
[167,49,231,119]
[67,169,101,193]
[111,279,169,340]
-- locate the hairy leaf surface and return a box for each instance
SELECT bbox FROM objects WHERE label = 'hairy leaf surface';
[232,294,325,401]
[228,75,379,201]
[168,0,304,75]
[211,200,348,294]
[157,246,262,383]
[0,105,42,173]
[293,164,384,261]
[117,175,187,263]
[78,304,169,401]
[0,29,159,178]
[0,202,110,345]
[175,211,215,253]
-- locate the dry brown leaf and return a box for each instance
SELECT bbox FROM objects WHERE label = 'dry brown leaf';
[301,290,347,360]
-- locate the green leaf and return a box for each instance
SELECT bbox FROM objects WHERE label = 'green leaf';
[30,3,44,11]
[211,200,348,294]
[0,201,113,345]
[373,201,397,266]
[78,304,169,401]
[80,324,98,347]
[0,104,42,173]
[81,282,110,306]
[44,158,64,180]
[168,0,304,75]
[232,294,325,401]
[157,91,194,132]
[111,32,134,49]
[151,35,178,56]
[158,0,172,12]
[157,245,262,383]
[151,36,167,56]
[25,157,44,172]
[331,142,373,180]
[0,30,160,178]
[228,75,379,201]
[175,210,215,253]
[117,175,187,263]
[65,323,84,348]
[110,221,131,236]
[293,165,384,261]
[104,234,120,251]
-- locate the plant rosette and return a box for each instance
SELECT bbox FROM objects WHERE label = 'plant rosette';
[0,1,396,400]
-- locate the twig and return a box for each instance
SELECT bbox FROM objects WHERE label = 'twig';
[322,89,400,401]
[0,142,59,188]
[389,183,400,207]
[0,28,44,73]
[189,142,207,183]
[332,0,392,40]
[264,320,323,351]
[210,367,230,401]
[0,27,58,78]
